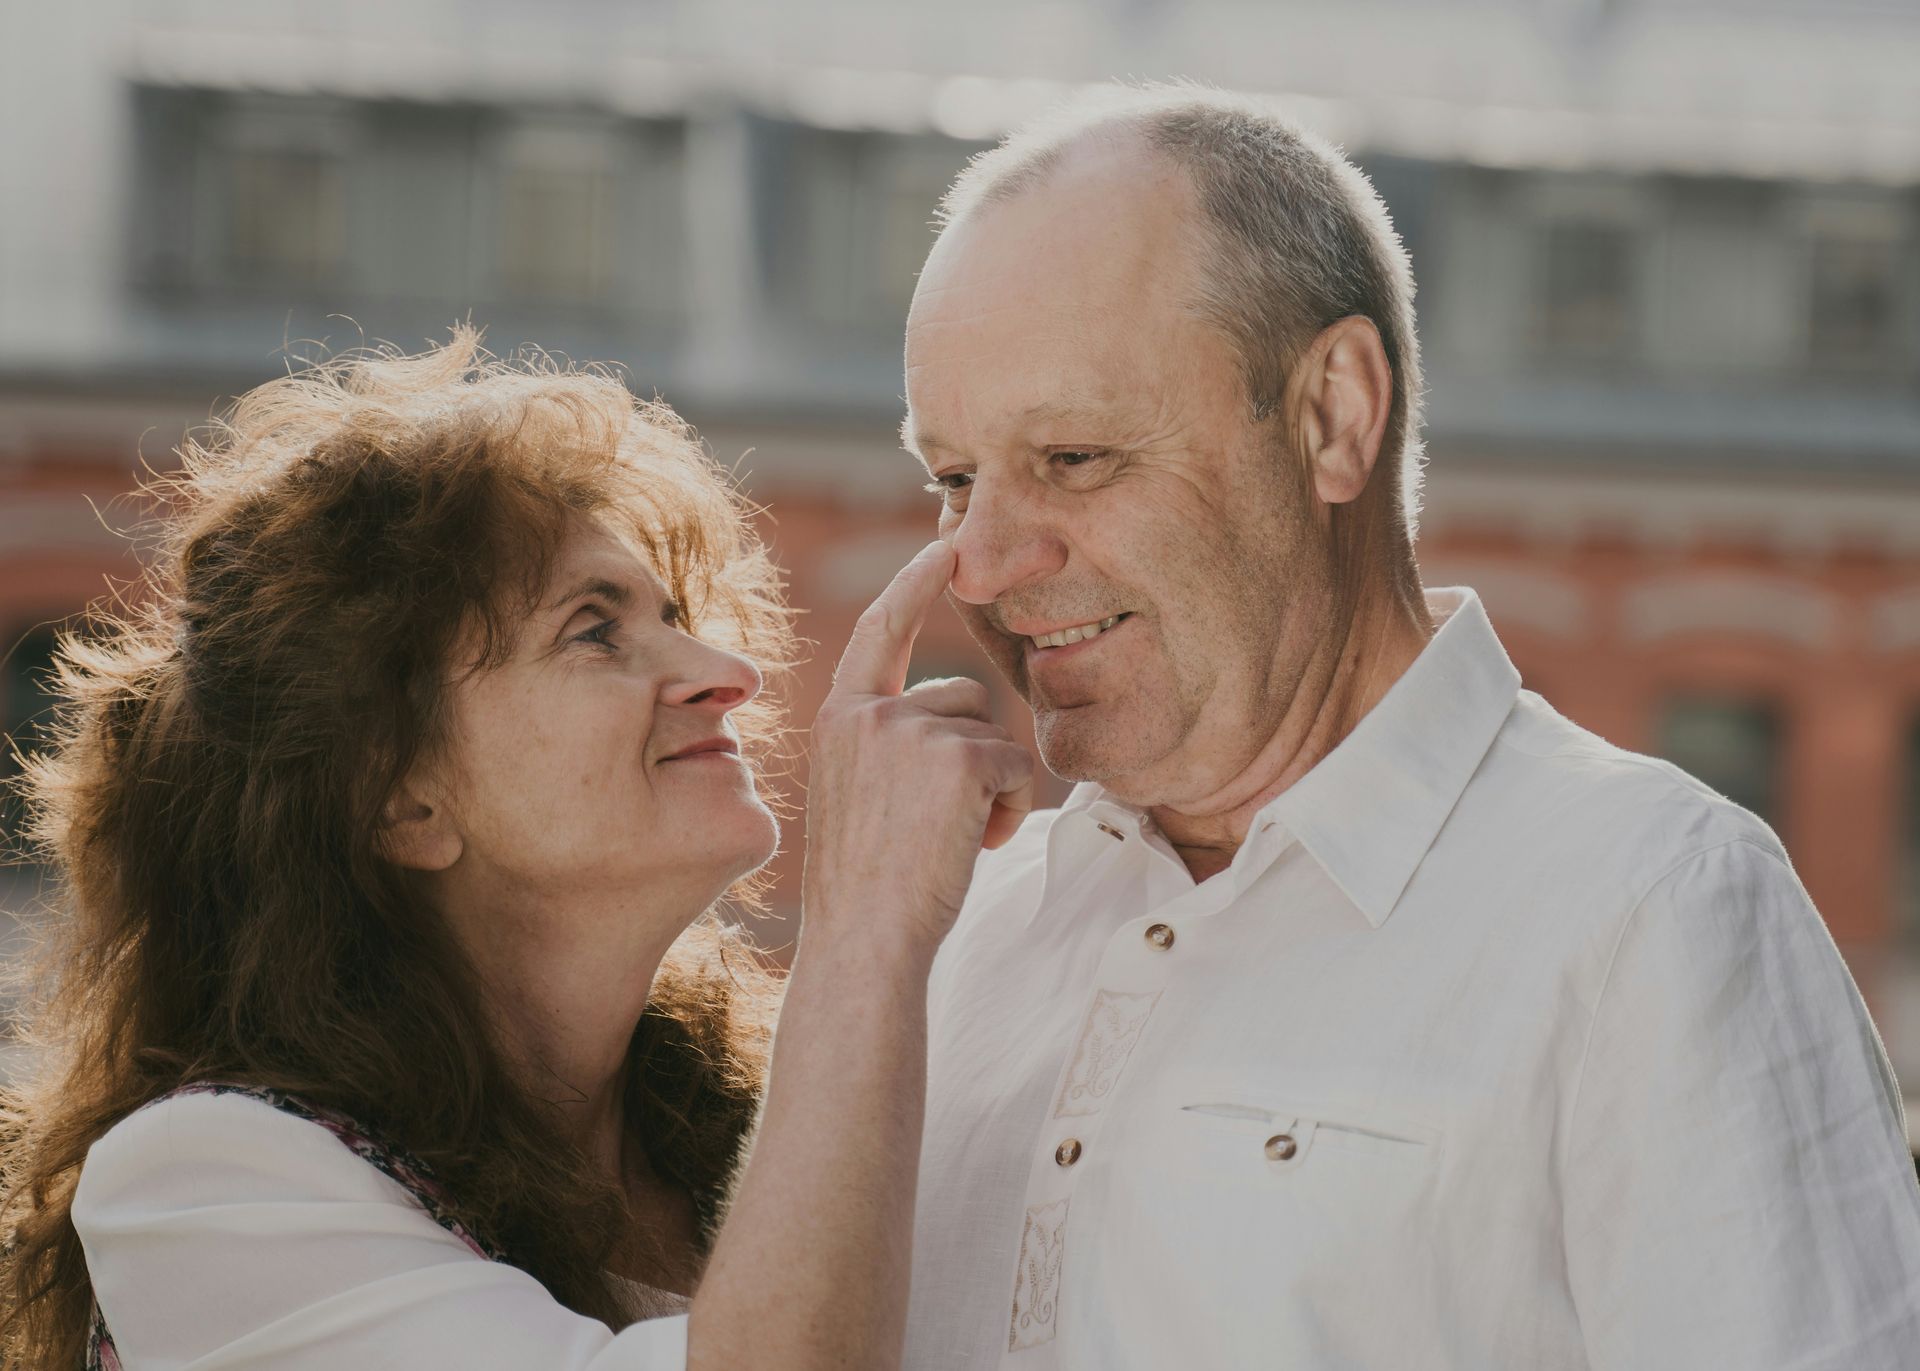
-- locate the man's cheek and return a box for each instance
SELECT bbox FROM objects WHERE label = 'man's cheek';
[982,631,1033,697]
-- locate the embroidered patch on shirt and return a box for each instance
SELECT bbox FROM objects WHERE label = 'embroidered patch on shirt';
[1052,988,1162,1119]
[1008,1198,1070,1351]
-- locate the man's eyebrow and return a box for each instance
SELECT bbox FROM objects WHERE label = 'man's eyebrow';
[546,576,632,613]
[899,416,941,466]
[901,395,1131,463]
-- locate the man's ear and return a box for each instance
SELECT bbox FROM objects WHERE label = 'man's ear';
[376,780,463,873]
[1292,316,1393,507]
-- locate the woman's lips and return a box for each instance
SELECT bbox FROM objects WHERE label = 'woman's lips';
[661,737,740,762]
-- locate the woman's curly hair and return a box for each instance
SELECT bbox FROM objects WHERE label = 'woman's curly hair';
[0,328,795,1365]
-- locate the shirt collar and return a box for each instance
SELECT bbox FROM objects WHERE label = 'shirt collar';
[1058,782,1129,822]
[1049,586,1520,928]
[1268,586,1520,927]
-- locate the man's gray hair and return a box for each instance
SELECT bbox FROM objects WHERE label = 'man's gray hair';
[936,83,1426,538]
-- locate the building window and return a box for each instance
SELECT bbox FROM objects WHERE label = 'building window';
[1537,217,1637,358]
[1655,695,1782,829]
[131,87,686,319]
[488,115,686,315]
[1808,220,1908,370]
[132,88,357,297]
[774,129,976,329]
[199,97,355,293]
[1,625,61,850]
[495,122,619,304]
[224,144,348,287]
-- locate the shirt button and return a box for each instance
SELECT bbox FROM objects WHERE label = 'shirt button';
[1055,1138,1083,1167]
[1264,1133,1298,1161]
[1144,922,1176,950]
[1094,821,1126,841]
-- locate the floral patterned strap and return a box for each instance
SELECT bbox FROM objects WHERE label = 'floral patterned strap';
[85,1082,502,1368]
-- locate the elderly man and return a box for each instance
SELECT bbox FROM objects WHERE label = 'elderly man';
[897,87,1920,1369]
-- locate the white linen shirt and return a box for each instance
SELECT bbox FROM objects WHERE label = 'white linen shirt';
[73,1089,691,1369]
[902,587,1920,1371]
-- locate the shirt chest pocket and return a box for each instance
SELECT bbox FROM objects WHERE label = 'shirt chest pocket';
[1176,1097,1439,1171]
[1097,1089,1444,1324]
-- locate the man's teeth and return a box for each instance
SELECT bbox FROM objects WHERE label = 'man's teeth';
[1031,615,1122,650]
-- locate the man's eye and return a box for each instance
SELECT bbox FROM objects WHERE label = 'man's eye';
[1053,450,1099,467]
[923,473,973,497]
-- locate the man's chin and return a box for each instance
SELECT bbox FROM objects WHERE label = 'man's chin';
[1033,699,1140,786]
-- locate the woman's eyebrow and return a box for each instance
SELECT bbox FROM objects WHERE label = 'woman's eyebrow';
[546,576,632,613]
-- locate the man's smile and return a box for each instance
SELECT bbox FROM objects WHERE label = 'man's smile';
[1022,611,1134,665]
[1027,613,1127,650]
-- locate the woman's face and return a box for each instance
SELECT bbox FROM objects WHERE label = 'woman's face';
[404,521,779,921]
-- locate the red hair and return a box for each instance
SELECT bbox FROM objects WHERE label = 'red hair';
[0,329,794,1363]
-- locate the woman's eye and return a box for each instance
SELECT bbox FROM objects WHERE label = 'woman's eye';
[575,617,620,650]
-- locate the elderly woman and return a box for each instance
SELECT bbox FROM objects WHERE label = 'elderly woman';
[0,333,1030,1369]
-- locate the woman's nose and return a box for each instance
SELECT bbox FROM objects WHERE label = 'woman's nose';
[663,639,763,712]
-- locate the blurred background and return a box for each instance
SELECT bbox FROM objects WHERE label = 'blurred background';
[2,0,1918,1149]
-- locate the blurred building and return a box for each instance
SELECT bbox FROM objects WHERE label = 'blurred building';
[3,0,1920,1133]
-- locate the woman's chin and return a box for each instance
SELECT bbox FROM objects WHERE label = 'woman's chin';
[568,798,783,911]
[703,799,782,891]
[736,805,783,879]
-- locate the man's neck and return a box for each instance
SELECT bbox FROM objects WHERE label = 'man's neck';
[1151,587,1434,883]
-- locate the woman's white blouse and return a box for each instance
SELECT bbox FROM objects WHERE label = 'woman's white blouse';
[72,1090,691,1369]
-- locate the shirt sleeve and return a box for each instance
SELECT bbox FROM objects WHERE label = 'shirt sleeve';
[71,1090,689,1370]
[1564,836,1920,1371]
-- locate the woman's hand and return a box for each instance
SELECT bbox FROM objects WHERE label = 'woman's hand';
[802,541,1034,947]
[697,542,1024,1370]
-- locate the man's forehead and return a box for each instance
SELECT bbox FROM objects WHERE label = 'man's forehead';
[914,146,1198,321]
[903,144,1217,457]
[903,283,1218,456]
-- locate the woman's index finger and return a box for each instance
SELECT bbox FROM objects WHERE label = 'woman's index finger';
[831,541,957,698]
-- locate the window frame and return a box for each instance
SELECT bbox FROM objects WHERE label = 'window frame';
[1794,192,1916,376]
[1522,177,1658,369]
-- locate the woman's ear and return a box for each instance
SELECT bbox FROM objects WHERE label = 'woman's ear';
[377,781,463,872]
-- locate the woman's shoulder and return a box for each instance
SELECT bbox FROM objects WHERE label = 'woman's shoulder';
[71,1088,688,1369]
[75,1085,427,1224]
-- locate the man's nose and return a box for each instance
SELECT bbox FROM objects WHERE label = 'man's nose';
[946,476,1067,606]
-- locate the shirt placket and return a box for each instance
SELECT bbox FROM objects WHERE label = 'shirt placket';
[998,806,1231,1364]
